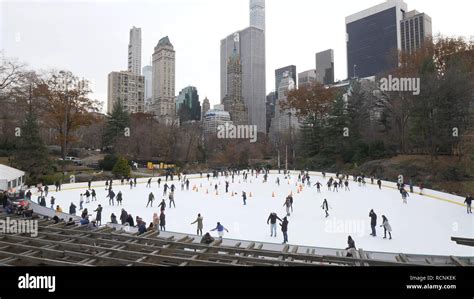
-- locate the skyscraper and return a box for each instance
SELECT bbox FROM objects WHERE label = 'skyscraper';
[250,0,265,31]
[223,45,248,126]
[316,49,334,85]
[202,97,210,121]
[270,72,300,139]
[176,86,201,122]
[142,65,152,111]
[128,27,142,75]
[275,65,296,99]
[151,36,176,124]
[400,10,432,54]
[346,0,407,78]
[107,71,145,114]
[298,69,316,88]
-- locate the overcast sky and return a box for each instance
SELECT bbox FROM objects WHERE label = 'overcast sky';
[1,0,473,112]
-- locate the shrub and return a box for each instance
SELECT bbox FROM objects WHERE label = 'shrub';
[112,157,131,178]
[99,154,118,171]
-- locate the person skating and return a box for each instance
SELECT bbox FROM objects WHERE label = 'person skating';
[116,190,123,205]
[105,180,109,190]
[280,217,289,244]
[401,189,409,204]
[464,194,472,214]
[88,179,92,190]
[69,202,76,215]
[191,213,204,236]
[153,212,160,229]
[79,194,84,210]
[314,181,321,193]
[158,199,166,212]
[283,196,291,216]
[267,212,282,237]
[344,180,350,191]
[333,181,338,192]
[106,189,116,206]
[146,178,152,188]
[377,179,382,189]
[168,192,176,208]
[345,236,356,257]
[242,191,247,205]
[50,196,55,209]
[146,192,155,207]
[91,189,97,201]
[289,194,294,212]
[44,185,49,197]
[120,209,128,225]
[163,183,169,196]
[94,204,102,226]
[326,180,332,191]
[369,209,377,237]
[321,199,329,217]
[40,196,46,207]
[225,181,229,193]
[157,178,161,188]
[380,215,392,239]
[134,177,137,187]
[159,211,166,231]
[185,179,190,190]
[276,177,280,186]
[85,189,91,203]
[129,180,133,189]
[210,222,229,239]
[55,181,60,192]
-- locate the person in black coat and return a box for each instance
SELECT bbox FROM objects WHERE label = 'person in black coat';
[94,205,102,226]
[126,214,134,227]
[267,212,282,237]
[81,208,88,219]
[69,202,76,215]
[369,209,377,236]
[464,194,472,214]
[280,217,289,244]
[159,211,166,231]
[345,236,356,257]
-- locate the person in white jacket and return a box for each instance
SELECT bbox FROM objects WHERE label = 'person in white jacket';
[380,215,392,240]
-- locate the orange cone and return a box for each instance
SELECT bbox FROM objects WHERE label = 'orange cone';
[297,189,300,194]
[272,192,275,197]
[249,192,252,197]
[216,191,218,195]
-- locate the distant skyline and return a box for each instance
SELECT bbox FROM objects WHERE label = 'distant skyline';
[1,0,473,112]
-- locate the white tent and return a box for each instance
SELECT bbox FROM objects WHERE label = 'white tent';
[0,164,25,191]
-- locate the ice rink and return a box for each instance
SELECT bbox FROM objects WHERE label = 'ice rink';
[38,171,473,256]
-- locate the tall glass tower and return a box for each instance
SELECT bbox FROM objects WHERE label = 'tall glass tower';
[250,0,265,31]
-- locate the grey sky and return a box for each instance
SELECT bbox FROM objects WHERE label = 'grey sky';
[1,0,473,112]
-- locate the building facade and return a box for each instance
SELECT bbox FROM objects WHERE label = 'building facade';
[275,65,296,99]
[176,86,201,122]
[316,49,334,85]
[270,72,300,139]
[400,10,432,54]
[298,69,316,88]
[345,0,407,78]
[220,27,266,133]
[107,71,145,114]
[142,65,152,111]
[201,97,210,121]
[249,0,265,31]
[203,105,233,135]
[151,36,176,124]
[128,27,142,75]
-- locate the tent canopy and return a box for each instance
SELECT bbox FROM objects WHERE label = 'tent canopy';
[0,164,25,181]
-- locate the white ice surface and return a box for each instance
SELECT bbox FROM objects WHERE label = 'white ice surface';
[37,172,474,256]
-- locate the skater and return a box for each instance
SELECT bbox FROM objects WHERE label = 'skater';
[344,180,350,191]
[50,196,55,209]
[91,189,97,201]
[158,199,166,212]
[210,222,229,239]
[283,196,291,216]
[276,177,280,186]
[191,213,204,236]
[380,215,392,239]
[129,180,133,189]
[88,179,92,190]
[106,189,116,206]
[159,211,166,231]
[326,180,332,191]
[157,178,161,188]
[134,177,137,187]
[225,181,229,193]
[288,194,294,212]
[464,194,472,214]
[55,181,60,192]
[377,179,382,189]
[146,178,152,188]
[85,190,91,203]
[146,192,155,207]
[116,190,122,205]
[79,194,84,210]
[40,196,46,207]
[401,188,409,204]
[267,212,282,237]
[314,181,321,193]
[163,183,169,196]
[333,180,338,192]
[242,191,247,205]
[280,217,289,244]
[369,209,377,237]
[69,202,76,215]
[121,177,125,185]
[110,213,118,224]
[321,198,329,217]
[345,236,356,257]
[168,192,176,208]
[94,204,102,226]
[105,180,109,190]
[44,185,49,197]
[185,179,190,190]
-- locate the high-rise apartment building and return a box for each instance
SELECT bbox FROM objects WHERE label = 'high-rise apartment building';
[142,65,152,111]
[128,27,142,75]
[202,97,210,121]
[400,10,432,54]
[107,71,145,114]
[223,46,248,126]
[151,36,176,124]
[316,49,334,85]
[298,69,316,88]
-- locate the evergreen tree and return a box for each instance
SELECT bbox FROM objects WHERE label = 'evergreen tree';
[112,156,131,178]
[103,101,130,148]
